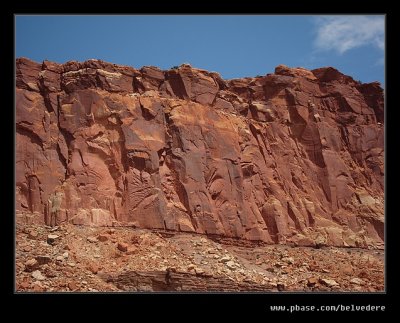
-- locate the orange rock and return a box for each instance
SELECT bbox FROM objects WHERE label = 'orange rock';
[68,281,78,291]
[32,284,44,292]
[126,246,138,255]
[131,235,141,244]
[87,263,100,274]
[117,242,128,252]
[24,259,39,272]
[307,277,318,287]
[19,281,30,289]
[27,231,38,240]
[97,234,109,242]
[15,58,384,249]
[341,265,354,276]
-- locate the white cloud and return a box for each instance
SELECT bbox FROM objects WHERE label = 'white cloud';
[314,16,385,54]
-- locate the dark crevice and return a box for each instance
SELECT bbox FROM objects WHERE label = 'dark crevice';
[262,213,279,244]
[369,218,384,241]
[103,122,129,174]
[163,109,195,227]
[38,77,56,114]
[26,174,41,213]
[299,124,326,168]
[165,71,189,99]
[16,124,44,149]
[56,94,75,149]
[339,125,350,147]
[249,123,267,165]
[287,203,302,231]
[132,75,146,93]
[141,106,156,121]
[56,142,68,171]
[287,105,307,139]
[306,209,315,227]
[78,150,88,167]
[165,156,191,215]
[318,169,332,203]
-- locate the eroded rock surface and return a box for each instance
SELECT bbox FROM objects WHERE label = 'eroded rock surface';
[15,223,384,292]
[16,59,384,248]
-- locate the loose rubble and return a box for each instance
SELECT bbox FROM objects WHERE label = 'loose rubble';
[16,223,384,292]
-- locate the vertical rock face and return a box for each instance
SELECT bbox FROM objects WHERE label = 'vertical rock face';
[15,59,384,248]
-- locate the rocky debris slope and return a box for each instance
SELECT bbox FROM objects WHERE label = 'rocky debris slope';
[16,58,384,248]
[16,222,384,292]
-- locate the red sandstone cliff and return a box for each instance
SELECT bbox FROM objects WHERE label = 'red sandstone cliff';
[15,58,384,249]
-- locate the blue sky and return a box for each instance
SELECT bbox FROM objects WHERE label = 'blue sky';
[15,15,385,85]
